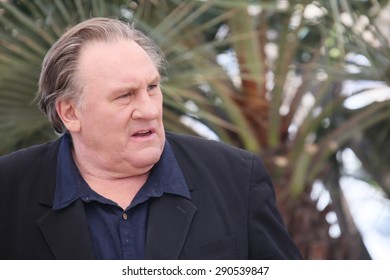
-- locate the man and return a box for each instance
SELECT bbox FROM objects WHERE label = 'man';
[0,17,301,259]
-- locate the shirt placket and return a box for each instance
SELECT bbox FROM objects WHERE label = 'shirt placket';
[120,210,135,259]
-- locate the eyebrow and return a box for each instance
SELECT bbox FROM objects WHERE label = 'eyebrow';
[110,74,161,95]
[150,74,161,84]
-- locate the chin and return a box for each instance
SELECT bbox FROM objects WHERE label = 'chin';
[131,148,163,168]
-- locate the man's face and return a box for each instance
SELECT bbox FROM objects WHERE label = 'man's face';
[69,39,165,177]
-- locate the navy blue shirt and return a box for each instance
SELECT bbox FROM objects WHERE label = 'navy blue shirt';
[53,133,190,259]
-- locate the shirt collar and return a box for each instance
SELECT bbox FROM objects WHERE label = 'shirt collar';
[53,133,190,210]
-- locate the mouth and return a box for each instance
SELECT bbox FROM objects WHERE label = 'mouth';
[131,129,154,138]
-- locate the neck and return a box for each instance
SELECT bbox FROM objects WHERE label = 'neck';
[71,145,151,210]
[81,171,149,210]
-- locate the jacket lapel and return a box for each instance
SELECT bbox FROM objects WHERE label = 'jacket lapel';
[37,199,95,259]
[144,194,197,259]
[35,138,94,259]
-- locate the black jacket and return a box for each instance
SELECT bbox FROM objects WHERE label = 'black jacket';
[0,132,301,259]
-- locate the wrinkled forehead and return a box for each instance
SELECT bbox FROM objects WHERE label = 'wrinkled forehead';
[75,39,160,92]
[77,39,158,74]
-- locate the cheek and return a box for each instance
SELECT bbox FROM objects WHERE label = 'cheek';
[79,107,118,133]
[155,97,164,115]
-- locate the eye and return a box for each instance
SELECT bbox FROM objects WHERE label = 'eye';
[117,92,133,99]
[147,84,158,91]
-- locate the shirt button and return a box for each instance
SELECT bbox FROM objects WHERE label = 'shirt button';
[122,213,128,220]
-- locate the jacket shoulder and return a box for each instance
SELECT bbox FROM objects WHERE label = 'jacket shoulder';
[165,131,266,188]
[166,131,254,162]
[0,138,61,172]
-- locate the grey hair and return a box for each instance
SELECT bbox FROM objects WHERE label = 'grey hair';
[37,17,166,133]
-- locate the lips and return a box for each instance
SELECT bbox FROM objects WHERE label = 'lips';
[131,128,155,138]
[133,130,152,136]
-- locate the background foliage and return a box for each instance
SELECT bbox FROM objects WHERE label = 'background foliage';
[1,0,390,259]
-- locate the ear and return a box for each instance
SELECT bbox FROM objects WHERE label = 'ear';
[56,99,81,132]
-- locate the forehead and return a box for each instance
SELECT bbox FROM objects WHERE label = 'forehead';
[76,39,159,85]
[81,39,158,70]
[79,39,155,67]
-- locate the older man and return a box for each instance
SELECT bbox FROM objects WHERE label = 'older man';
[0,17,301,260]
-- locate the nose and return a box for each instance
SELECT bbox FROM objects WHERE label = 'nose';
[131,91,161,120]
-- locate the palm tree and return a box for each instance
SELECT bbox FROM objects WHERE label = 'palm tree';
[1,0,389,259]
